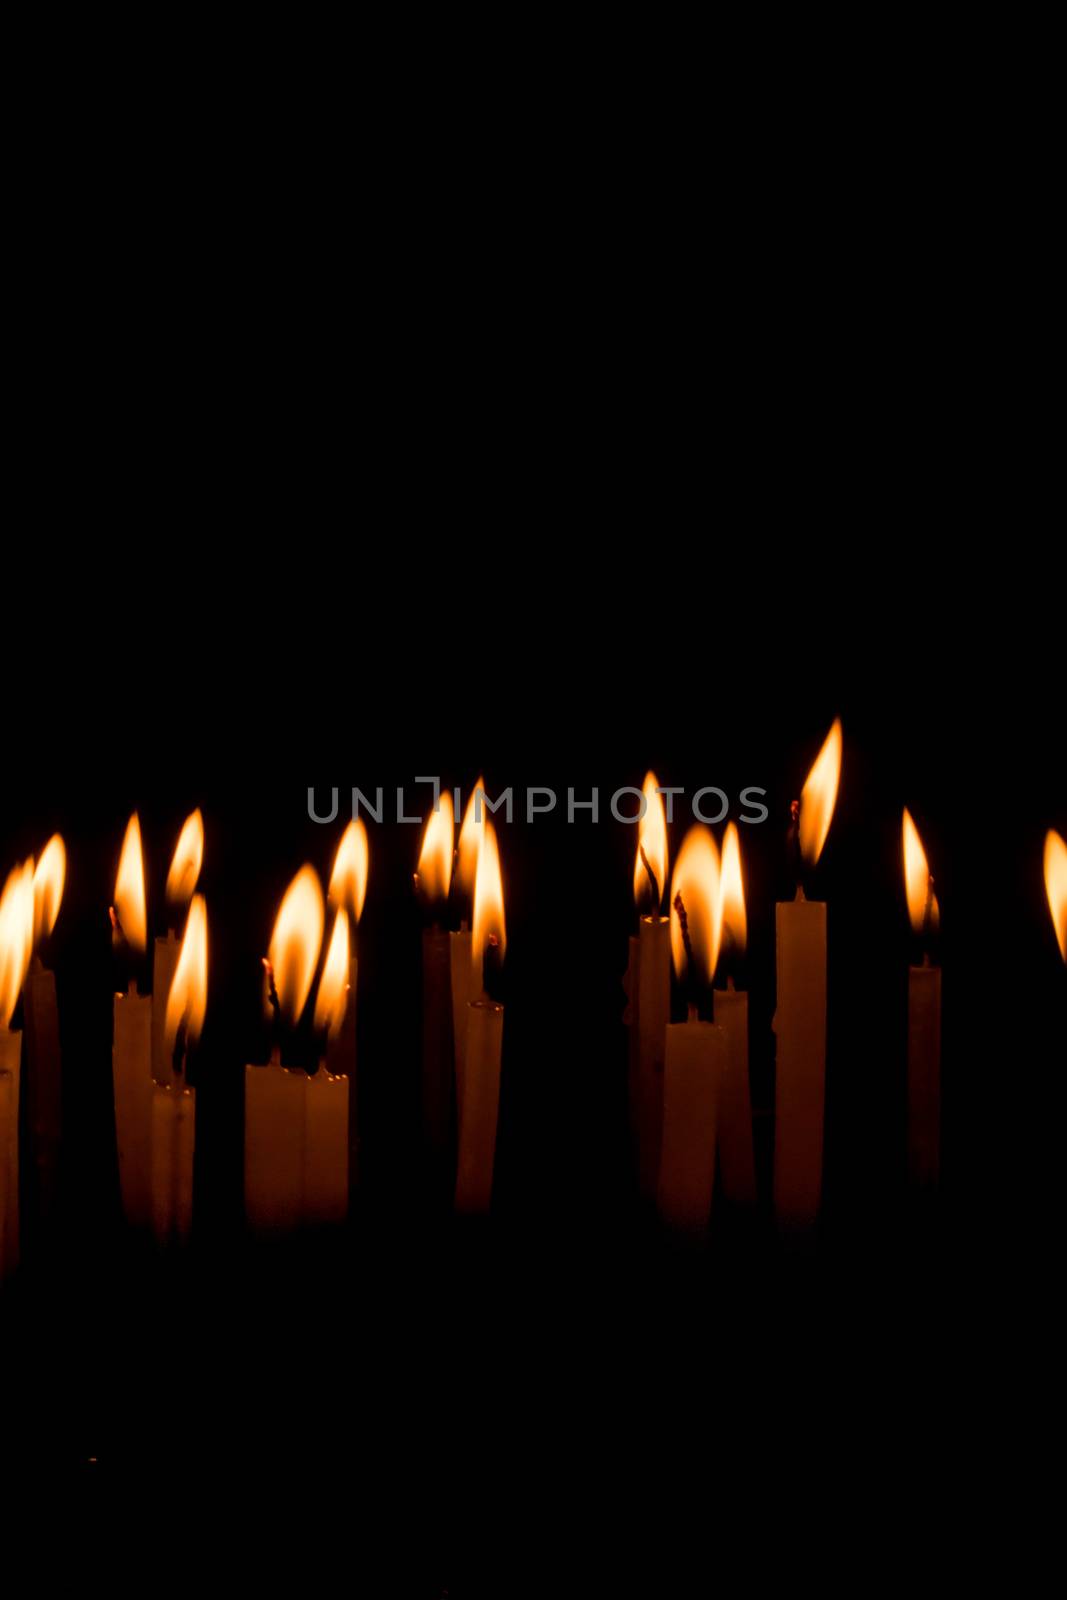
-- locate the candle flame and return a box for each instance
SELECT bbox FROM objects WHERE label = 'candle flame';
[633,770,668,913]
[903,808,940,936]
[720,822,747,957]
[329,820,368,924]
[269,866,325,1026]
[799,718,843,868]
[113,813,147,954]
[165,809,204,905]
[164,894,208,1056]
[0,860,35,1027]
[669,825,723,985]
[314,909,351,1036]
[417,792,454,906]
[472,820,506,977]
[33,834,66,947]
[1045,828,1067,963]
[456,777,487,902]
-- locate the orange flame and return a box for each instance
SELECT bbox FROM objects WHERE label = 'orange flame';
[166,809,204,904]
[669,825,723,985]
[472,820,506,981]
[268,866,325,1026]
[314,909,351,1036]
[417,792,454,906]
[720,822,747,957]
[0,860,35,1027]
[33,834,66,947]
[903,809,940,936]
[799,718,843,867]
[456,777,486,902]
[633,771,668,913]
[113,813,147,954]
[164,894,208,1056]
[329,820,368,925]
[1045,828,1067,963]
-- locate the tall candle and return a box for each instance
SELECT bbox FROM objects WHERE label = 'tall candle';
[657,824,724,1233]
[454,818,506,1215]
[151,1083,195,1245]
[111,814,152,1228]
[416,794,456,1171]
[310,905,353,1224]
[773,721,841,1233]
[155,810,206,1089]
[903,810,941,1189]
[327,821,367,1200]
[452,781,486,1121]
[245,1056,306,1235]
[0,1030,20,1280]
[24,836,66,1227]
[632,772,670,1201]
[0,858,34,1274]
[152,930,180,1086]
[714,825,756,1207]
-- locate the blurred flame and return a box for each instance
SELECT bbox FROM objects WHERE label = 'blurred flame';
[166,809,204,904]
[456,778,486,902]
[720,822,747,956]
[33,834,66,947]
[417,792,454,905]
[669,826,723,985]
[164,894,208,1056]
[269,866,325,1025]
[633,771,668,912]
[1045,829,1067,962]
[113,814,147,954]
[799,719,842,867]
[329,820,368,924]
[0,860,35,1027]
[472,820,506,978]
[903,809,939,936]
[314,909,351,1036]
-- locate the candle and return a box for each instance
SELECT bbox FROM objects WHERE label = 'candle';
[111,814,153,1229]
[714,824,757,1207]
[152,892,207,1246]
[24,836,66,1228]
[631,771,670,1202]
[245,1056,306,1235]
[657,825,723,1233]
[416,794,456,1174]
[451,780,486,1114]
[310,894,355,1223]
[0,860,33,1279]
[325,820,367,1192]
[773,719,842,1233]
[903,810,941,1190]
[153,809,204,1087]
[1045,830,1067,964]
[454,819,506,1214]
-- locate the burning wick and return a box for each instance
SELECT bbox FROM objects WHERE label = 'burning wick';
[109,905,123,944]
[922,873,936,961]
[673,890,699,1021]
[262,957,281,1025]
[640,845,660,911]
[788,797,802,892]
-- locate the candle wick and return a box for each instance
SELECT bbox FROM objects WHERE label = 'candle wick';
[788,798,803,895]
[673,890,694,971]
[922,873,936,949]
[686,1002,698,1023]
[640,845,659,912]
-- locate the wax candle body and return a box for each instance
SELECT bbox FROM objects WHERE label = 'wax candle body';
[325,957,358,1193]
[0,1028,20,1280]
[657,1020,722,1233]
[713,985,757,1207]
[907,964,941,1189]
[636,916,671,1201]
[245,1062,305,1235]
[113,987,153,1229]
[454,999,503,1214]
[23,964,62,1228]
[152,932,181,1087]
[624,932,641,1169]
[422,927,454,1172]
[449,930,478,1114]
[151,1083,195,1246]
[773,896,827,1231]
[303,1068,349,1226]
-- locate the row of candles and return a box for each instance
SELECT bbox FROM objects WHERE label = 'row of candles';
[1,722,1065,1273]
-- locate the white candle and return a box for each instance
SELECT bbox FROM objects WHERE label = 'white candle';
[450,928,477,1114]
[714,983,757,1206]
[454,817,506,1215]
[0,1029,20,1280]
[151,1082,195,1246]
[113,983,153,1229]
[151,930,180,1086]
[903,810,942,1190]
[303,1067,349,1225]
[245,1057,306,1235]
[1,858,35,1272]
[417,796,456,1171]
[657,1015,722,1232]
[327,824,367,1200]
[23,962,62,1226]
[631,772,670,1202]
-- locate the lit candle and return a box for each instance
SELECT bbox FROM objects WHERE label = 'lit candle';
[454,819,506,1215]
[903,809,941,1191]
[152,892,207,1246]
[153,809,204,1087]
[245,866,324,1236]
[24,836,66,1229]
[111,814,153,1230]
[657,826,723,1233]
[308,901,353,1226]
[325,820,367,1190]
[1045,830,1066,965]
[416,793,455,1174]
[0,861,34,1280]
[714,823,757,1207]
[451,780,485,1117]
[630,772,670,1202]
[773,719,842,1233]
